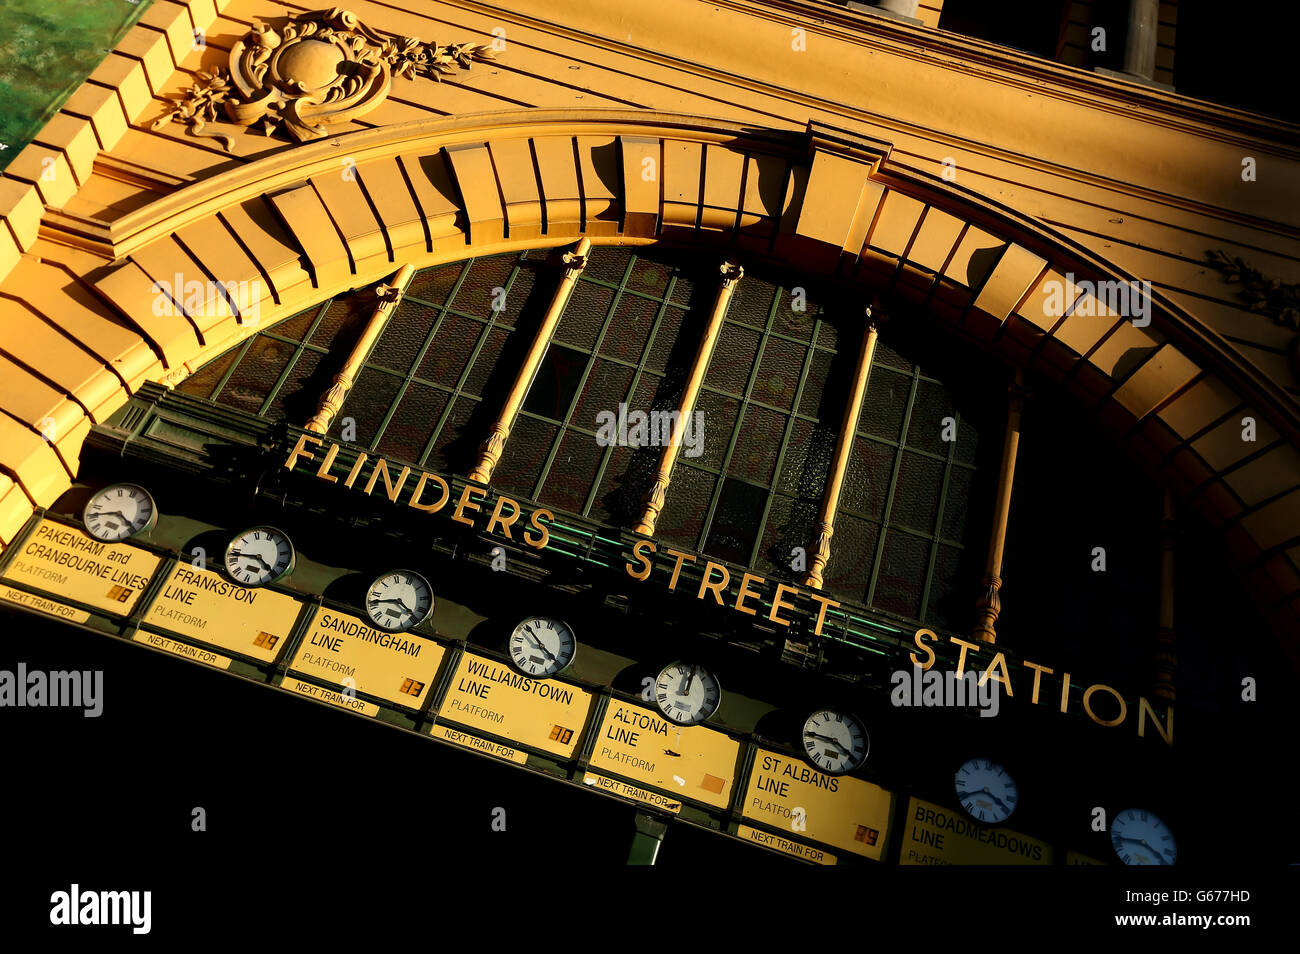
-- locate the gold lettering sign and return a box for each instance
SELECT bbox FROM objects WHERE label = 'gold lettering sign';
[4,519,160,614]
[141,565,302,663]
[132,630,232,670]
[582,772,682,813]
[431,724,528,764]
[281,676,380,716]
[290,608,445,708]
[742,748,894,861]
[737,825,836,865]
[0,584,90,624]
[900,796,1052,865]
[588,699,740,809]
[438,651,593,758]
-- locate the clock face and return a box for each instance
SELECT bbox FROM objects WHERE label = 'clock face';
[801,710,869,775]
[365,570,433,633]
[508,616,576,677]
[1111,809,1176,866]
[955,758,1018,824]
[223,527,294,587]
[82,483,155,542]
[654,661,721,726]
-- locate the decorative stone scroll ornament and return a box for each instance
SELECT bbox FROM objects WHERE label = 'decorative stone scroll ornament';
[152,8,498,151]
[1206,249,1300,380]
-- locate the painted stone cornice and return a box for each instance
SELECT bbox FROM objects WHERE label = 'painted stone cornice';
[1207,249,1300,380]
[151,7,498,151]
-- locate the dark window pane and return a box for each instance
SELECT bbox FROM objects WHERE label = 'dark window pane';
[655,464,716,553]
[270,305,321,343]
[889,451,944,533]
[572,359,635,433]
[179,348,239,400]
[859,368,910,442]
[310,294,370,350]
[265,348,328,423]
[215,335,295,415]
[538,428,604,515]
[873,531,929,620]
[753,337,805,411]
[628,255,672,299]
[728,404,784,486]
[376,383,448,465]
[703,478,767,564]
[334,367,403,447]
[925,544,964,629]
[955,417,980,465]
[424,395,478,474]
[590,444,648,525]
[692,390,740,470]
[823,514,879,598]
[706,323,760,394]
[757,493,818,580]
[840,437,895,521]
[797,350,834,418]
[555,281,613,350]
[583,246,632,285]
[941,467,974,542]
[449,255,518,319]
[523,344,588,420]
[646,306,687,373]
[494,416,558,499]
[907,378,957,455]
[599,294,658,363]
[815,318,840,352]
[875,338,914,373]
[772,292,818,343]
[728,276,776,327]
[777,418,836,497]
[498,262,543,329]
[369,299,435,376]
[461,325,516,398]
[406,261,466,307]
[418,313,484,386]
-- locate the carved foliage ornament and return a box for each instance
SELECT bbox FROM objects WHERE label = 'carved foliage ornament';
[1206,249,1300,380]
[152,8,498,151]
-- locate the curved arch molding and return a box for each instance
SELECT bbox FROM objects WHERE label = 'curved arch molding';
[2,109,1299,661]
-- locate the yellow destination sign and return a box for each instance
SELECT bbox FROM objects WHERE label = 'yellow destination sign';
[742,748,894,860]
[588,699,740,809]
[0,584,90,624]
[439,651,593,758]
[432,724,528,764]
[290,607,445,708]
[133,630,232,670]
[900,797,1053,865]
[582,772,682,813]
[141,564,302,663]
[737,825,837,865]
[281,676,380,716]
[3,519,160,614]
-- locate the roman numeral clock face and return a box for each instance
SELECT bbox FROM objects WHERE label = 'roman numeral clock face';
[508,616,576,677]
[82,483,156,542]
[801,710,868,775]
[223,527,294,587]
[955,758,1018,824]
[365,571,433,633]
[1111,808,1176,866]
[654,661,721,726]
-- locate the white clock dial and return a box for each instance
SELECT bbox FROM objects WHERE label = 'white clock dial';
[365,570,433,633]
[82,483,155,542]
[801,710,868,775]
[223,526,294,587]
[955,758,1018,824]
[1111,808,1176,866]
[654,661,721,726]
[508,616,576,677]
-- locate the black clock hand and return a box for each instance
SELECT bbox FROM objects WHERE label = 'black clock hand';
[1115,836,1171,864]
[807,731,851,753]
[525,632,556,660]
[684,665,696,693]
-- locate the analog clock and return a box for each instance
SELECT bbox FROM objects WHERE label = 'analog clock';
[223,526,294,587]
[508,616,576,677]
[654,661,721,726]
[82,483,156,542]
[801,709,869,775]
[1111,808,1176,866]
[365,570,433,633]
[955,758,1018,824]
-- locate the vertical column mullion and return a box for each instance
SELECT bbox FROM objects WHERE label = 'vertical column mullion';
[918,409,959,623]
[866,365,921,607]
